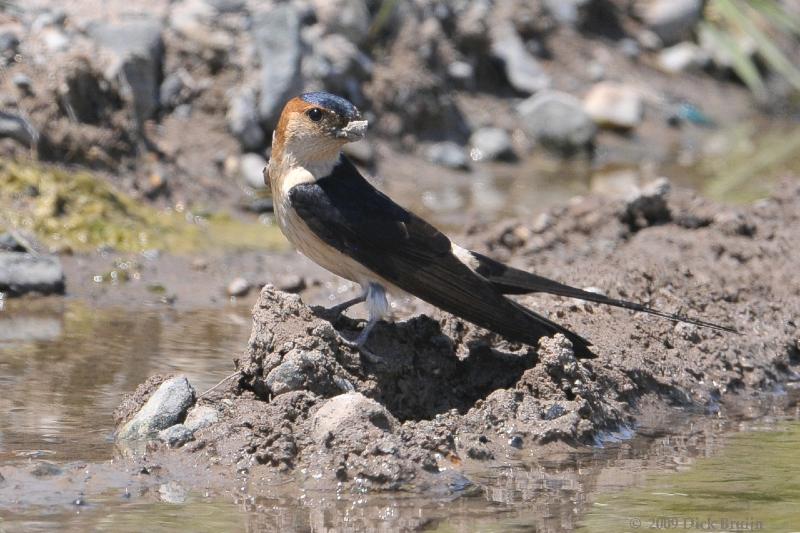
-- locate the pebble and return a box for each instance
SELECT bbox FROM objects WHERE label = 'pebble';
[227,277,251,297]
[265,359,306,396]
[116,376,196,441]
[658,42,709,74]
[640,0,703,46]
[0,252,64,296]
[583,82,643,129]
[491,26,551,94]
[425,142,468,169]
[311,392,398,441]
[239,153,268,190]
[469,127,515,162]
[158,424,194,448]
[183,405,219,432]
[518,90,596,154]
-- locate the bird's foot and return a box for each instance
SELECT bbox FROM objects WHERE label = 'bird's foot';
[317,295,366,323]
[336,319,382,363]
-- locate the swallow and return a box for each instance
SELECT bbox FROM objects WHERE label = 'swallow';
[266,92,735,358]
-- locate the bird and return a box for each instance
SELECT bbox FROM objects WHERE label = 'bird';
[265,91,736,358]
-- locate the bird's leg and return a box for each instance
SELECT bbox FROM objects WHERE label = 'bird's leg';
[327,293,366,320]
[337,282,387,362]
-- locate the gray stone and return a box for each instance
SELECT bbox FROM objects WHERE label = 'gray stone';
[425,142,468,169]
[469,127,514,161]
[88,18,164,124]
[227,88,265,151]
[265,360,305,396]
[117,376,196,440]
[227,277,251,297]
[518,90,596,154]
[158,424,194,447]
[239,153,268,190]
[312,0,370,44]
[658,41,710,73]
[544,0,592,26]
[447,60,474,82]
[640,0,703,46]
[312,392,398,442]
[0,233,24,252]
[583,82,643,129]
[0,111,38,147]
[252,4,303,129]
[491,26,551,94]
[183,405,219,432]
[159,70,192,109]
[0,252,64,296]
[158,481,187,503]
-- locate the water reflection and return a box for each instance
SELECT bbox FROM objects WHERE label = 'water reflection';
[0,300,251,464]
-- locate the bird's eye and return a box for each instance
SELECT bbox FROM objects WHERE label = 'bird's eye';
[307,108,323,122]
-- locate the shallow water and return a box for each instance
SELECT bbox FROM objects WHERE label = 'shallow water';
[1,302,799,531]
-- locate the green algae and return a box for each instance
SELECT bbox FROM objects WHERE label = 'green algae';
[0,161,286,253]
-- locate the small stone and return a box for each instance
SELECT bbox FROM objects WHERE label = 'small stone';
[639,0,704,46]
[227,277,251,297]
[0,252,64,296]
[425,142,468,169]
[265,360,305,396]
[183,405,219,432]
[158,424,194,447]
[12,74,33,95]
[469,127,514,161]
[447,61,474,82]
[158,481,187,504]
[658,42,709,73]
[227,88,265,152]
[87,18,165,123]
[491,25,551,94]
[544,403,567,420]
[508,435,524,449]
[252,4,304,128]
[239,153,268,190]
[584,82,643,130]
[312,0,370,45]
[518,90,596,155]
[117,377,196,441]
[312,392,398,441]
[0,111,39,148]
[275,274,305,293]
[29,462,63,477]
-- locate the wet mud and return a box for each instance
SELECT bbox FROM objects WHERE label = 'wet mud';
[115,181,800,493]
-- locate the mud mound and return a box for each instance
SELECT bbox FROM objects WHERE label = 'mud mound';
[116,182,800,492]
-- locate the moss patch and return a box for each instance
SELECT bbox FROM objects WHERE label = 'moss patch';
[0,161,286,253]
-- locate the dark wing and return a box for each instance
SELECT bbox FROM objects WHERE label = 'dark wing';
[289,156,594,354]
[471,252,737,333]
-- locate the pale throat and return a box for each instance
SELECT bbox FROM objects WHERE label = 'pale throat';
[272,137,343,182]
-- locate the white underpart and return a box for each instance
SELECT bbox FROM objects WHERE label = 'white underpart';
[365,282,389,321]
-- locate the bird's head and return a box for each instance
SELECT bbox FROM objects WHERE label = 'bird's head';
[271,92,367,175]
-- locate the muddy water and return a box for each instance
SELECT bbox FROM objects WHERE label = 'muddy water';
[1,301,799,531]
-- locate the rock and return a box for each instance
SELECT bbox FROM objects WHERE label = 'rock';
[117,376,196,440]
[158,481,187,504]
[544,0,592,26]
[311,392,398,442]
[39,28,70,52]
[447,60,474,83]
[12,73,33,95]
[252,4,303,129]
[159,69,193,110]
[425,142,468,169]
[583,82,643,130]
[227,88,265,152]
[622,178,672,229]
[491,26,551,94]
[158,424,194,447]
[640,0,704,46]
[265,360,305,396]
[87,18,164,125]
[518,90,596,154]
[0,31,20,62]
[274,273,306,293]
[0,111,38,148]
[312,0,370,45]
[227,277,251,297]
[183,405,219,432]
[658,42,709,73]
[0,233,25,252]
[469,127,515,161]
[0,252,64,296]
[239,153,268,190]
